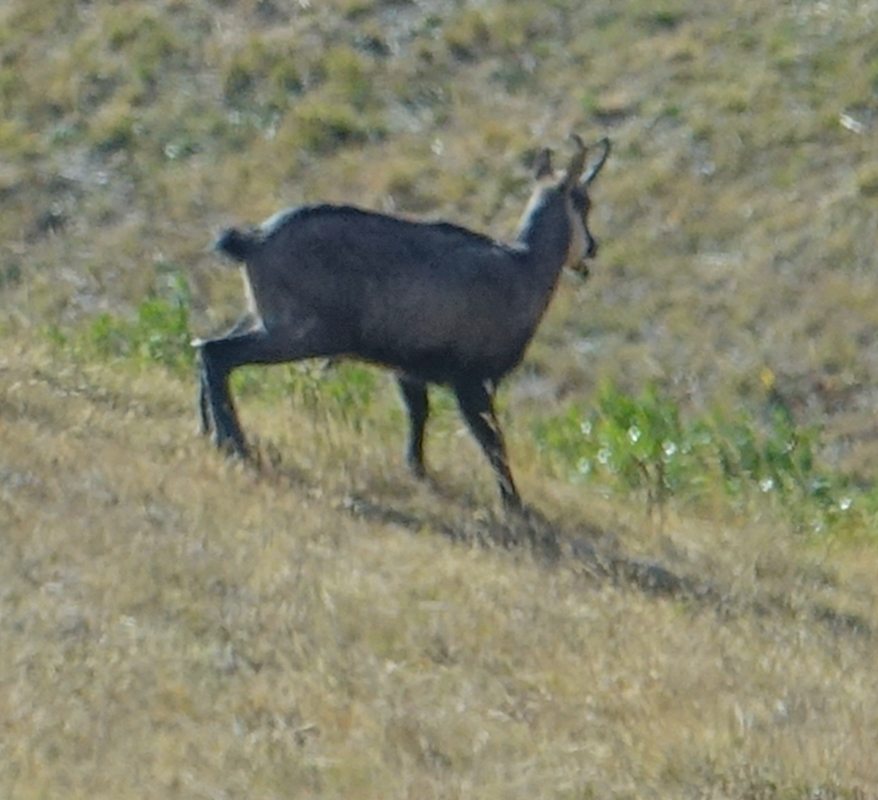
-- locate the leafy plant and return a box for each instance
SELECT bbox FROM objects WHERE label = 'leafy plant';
[66,269,194,374]
[534,380,854,532]
[551,382,692,514]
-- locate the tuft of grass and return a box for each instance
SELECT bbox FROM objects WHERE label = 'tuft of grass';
[285,93,385,154]
[89,101,137,154]
[318,44,375,108]
[443,7,491,61]
[219,33,303,113]
[0,118,40,159]
[102,3,179,96]
[856,162,878,197]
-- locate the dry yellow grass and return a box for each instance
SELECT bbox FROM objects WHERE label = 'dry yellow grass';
[4,0,878,797]
[2,342,877,799]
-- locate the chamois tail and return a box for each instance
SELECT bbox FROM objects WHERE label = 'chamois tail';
[213,228,257,263]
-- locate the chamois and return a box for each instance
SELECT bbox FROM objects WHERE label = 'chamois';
[194,134,610,510]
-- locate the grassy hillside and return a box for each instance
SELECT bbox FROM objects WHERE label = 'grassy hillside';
[2,0,878,797]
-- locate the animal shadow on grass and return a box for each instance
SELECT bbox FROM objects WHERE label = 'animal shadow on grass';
[341,491,559,556]
[342,488,727,608]
[344,486,876,641]
[242,436,714,598]
[224,439,875,641]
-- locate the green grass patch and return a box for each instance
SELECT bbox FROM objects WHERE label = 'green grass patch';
[533,380,862,534]
[52,269,194,375]
[232,360,380,434]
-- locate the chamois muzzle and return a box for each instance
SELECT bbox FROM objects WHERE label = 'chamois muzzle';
[570,257,592,280]
[570,232,597,278]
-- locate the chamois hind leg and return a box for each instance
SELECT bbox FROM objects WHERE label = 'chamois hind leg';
[197,323,339,457]
[196,313,261,438]
[453,379,521,511]
[397,375,429,479]
[197,365,211,436]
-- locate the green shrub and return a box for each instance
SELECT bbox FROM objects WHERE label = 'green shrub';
[533,381,854,533]
[68,270,194,374]
[536,382,693,514]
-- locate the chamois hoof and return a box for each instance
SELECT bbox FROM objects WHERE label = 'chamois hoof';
[213,433,250,461]
[501,495,526,517]
[407,459,428,481]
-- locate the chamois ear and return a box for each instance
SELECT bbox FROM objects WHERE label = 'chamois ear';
[533,148,554,179]
[562,133,587,188]
[582,137,611,186]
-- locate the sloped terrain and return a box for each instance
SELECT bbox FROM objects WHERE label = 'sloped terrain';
[3,343,878,799]
[2,1,878,797]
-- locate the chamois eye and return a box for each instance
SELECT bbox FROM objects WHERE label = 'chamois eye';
[571,191,590,214]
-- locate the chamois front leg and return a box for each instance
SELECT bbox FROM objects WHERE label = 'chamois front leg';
[398,375,429,479]
[454,379,521,511]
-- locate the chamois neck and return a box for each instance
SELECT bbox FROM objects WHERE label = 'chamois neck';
[513,188,572,274]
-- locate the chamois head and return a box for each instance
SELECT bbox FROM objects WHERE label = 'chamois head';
[531,134,611,277]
